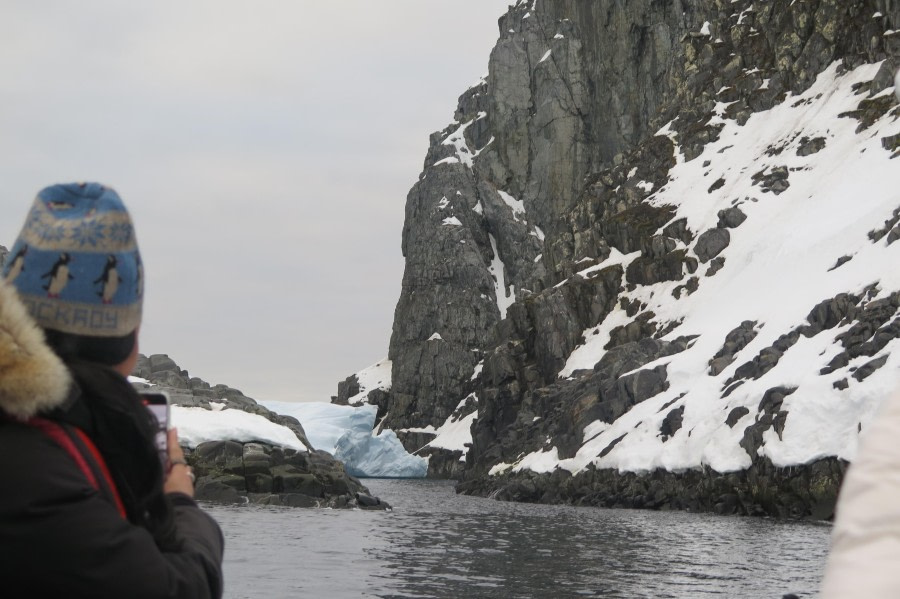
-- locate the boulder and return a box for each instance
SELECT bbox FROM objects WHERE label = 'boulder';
[716,207,747,229]
[694,228,730,263]
[194,479,244,504]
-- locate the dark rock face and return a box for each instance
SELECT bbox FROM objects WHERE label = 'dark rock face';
[824,292,900,374]
[726,406,751,428]
[739,386,796,459]
[709,320,759,376]
[796,136,827,156]
[417,447,467,480]
[869,206,900,243]
[333,375,360,405]
[659,406,685,441]
[337,0,900,519]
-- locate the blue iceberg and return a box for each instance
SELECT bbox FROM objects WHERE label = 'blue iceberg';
[261,400,427,478]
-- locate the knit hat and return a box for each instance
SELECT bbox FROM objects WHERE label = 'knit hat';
[2,183,143,337]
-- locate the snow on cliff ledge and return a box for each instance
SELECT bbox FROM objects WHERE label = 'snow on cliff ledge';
[346,359,392,405]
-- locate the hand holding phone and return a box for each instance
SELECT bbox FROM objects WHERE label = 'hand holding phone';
[163,428,196,497]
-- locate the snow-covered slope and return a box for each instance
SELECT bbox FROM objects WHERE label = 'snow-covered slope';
[499,61,899,477]
[172,405,307,450]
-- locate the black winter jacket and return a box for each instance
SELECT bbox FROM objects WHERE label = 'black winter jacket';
[0,282,224,598]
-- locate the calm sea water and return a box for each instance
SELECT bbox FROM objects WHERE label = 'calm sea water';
[206,479,830,599]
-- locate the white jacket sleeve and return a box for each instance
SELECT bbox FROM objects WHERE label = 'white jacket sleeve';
[820,389,900,598]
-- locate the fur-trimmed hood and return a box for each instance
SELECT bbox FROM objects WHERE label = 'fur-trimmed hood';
[0,279,71,419]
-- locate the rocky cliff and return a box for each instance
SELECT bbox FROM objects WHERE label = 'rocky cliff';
[337,0,900,517]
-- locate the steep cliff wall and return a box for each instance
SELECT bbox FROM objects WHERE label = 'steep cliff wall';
[338,0,900,516]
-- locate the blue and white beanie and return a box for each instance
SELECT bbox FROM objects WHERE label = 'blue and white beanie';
[2,183,143,337]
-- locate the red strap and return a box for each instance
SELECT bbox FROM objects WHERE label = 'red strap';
[28,418,100,489]
[72,427,128,519]
[28,418,127,519]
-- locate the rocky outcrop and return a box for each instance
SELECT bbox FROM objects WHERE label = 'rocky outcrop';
[187,441,388,510]
[341,0,900,519]
[133,353,387,509]
[132,353,314,450]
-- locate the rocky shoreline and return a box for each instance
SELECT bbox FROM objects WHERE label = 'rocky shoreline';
[458,457,845,520]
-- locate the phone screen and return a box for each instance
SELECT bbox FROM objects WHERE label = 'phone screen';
[141,392,170,466]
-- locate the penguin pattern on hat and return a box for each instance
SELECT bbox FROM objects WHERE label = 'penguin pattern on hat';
[2,183,143,337]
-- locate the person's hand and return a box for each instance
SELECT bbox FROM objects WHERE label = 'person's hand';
[164,428,195,498]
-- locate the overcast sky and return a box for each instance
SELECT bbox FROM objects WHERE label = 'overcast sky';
[0,1,513,402]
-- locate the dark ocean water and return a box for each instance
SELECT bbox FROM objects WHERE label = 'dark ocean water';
[206,478,830,599]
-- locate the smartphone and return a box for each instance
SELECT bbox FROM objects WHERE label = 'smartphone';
[141,391,170,467]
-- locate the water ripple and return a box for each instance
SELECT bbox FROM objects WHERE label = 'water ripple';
[207,479,830,599]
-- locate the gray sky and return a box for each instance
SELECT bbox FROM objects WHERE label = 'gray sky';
[0,1,513,402]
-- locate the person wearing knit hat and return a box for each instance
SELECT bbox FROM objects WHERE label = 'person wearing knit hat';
[0,183,224,598]
[3,182,144,368]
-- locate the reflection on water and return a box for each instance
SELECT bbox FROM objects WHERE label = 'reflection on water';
[207,479,830,598]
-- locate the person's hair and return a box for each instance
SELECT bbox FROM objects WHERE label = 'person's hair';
[43,328,137,367]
